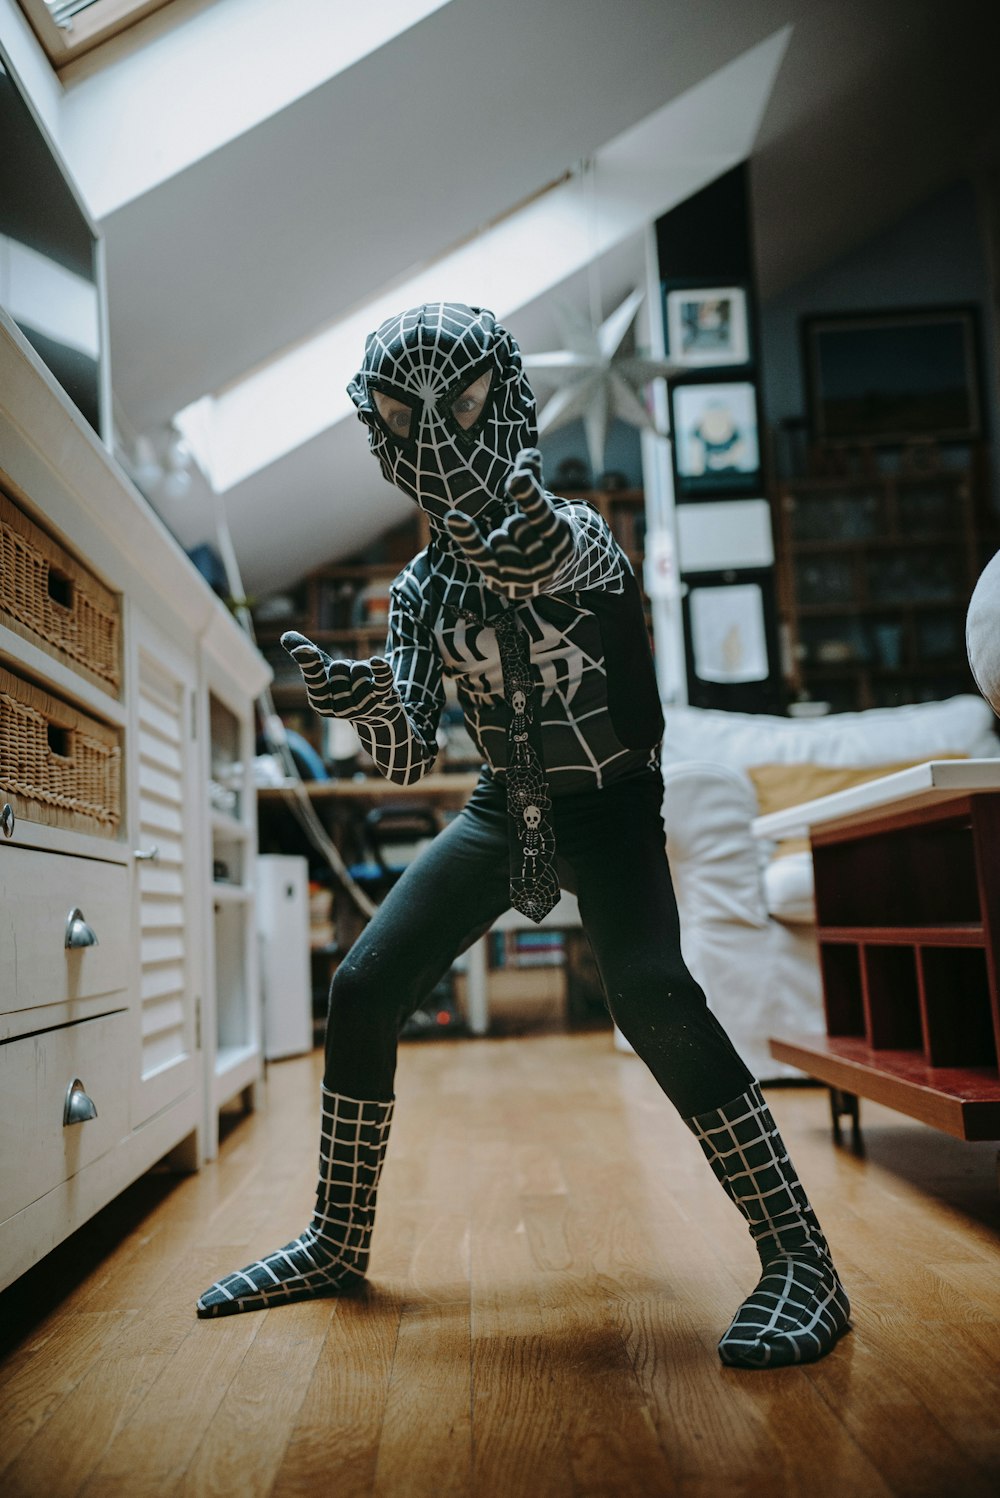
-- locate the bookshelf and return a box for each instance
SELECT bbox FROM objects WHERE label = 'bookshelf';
[254,517,426,758]
[767,766,1000,1141]
[775,447,995,713]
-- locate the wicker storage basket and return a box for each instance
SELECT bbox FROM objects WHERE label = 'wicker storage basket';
[0,489,121,695]
[0,666,122,837]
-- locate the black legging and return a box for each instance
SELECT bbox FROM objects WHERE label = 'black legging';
[324,766,753,1118]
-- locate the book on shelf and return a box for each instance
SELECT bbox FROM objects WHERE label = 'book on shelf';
[316,579,356,630]
[489,929,566,969]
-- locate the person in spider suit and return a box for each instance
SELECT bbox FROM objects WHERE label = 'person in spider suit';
[197,303,850,1369]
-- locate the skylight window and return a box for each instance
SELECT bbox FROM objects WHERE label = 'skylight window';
[17,0,176,68]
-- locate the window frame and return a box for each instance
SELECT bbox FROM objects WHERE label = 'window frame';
[16,0,178,70]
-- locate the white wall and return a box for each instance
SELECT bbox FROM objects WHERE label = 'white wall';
[58,0,452,220]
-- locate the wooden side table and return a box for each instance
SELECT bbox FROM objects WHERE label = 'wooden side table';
[753,760,1000,1145]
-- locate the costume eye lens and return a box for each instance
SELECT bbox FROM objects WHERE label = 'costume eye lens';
[450,370,492,430]
[372,391,413,440]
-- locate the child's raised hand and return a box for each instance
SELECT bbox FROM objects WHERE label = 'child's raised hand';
[444,448,575,598]
[281,631,400,721]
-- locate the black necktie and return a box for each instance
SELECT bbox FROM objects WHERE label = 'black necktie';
[493,607,560,923]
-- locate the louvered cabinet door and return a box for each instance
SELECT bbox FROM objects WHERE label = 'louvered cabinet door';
[129,614,201,1128]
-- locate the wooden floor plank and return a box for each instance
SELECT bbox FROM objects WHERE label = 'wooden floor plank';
[469,1138,575,1498]
[1,1248,239,1497]
[604,1175,895,1497]
[3,1340,173,1498]
[0,1311,138,1483]
[79,1315,263,1497]
[374,1300,473,1498]
[180,1303,337,1498]
[537,1295,678,1498]
[805,1316,999,1498]
[268,1290,401,1498]
[0,1033,997,1498]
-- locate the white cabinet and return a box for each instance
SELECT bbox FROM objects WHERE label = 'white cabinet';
[0,844,130,1030]
[129,611,201,1132]
[201,643,264,1157]
[0,311,270,1290]
[257,855,313,1061]
[0,1010,132,1229]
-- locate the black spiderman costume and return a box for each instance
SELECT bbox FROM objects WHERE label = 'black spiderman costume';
[197,303,850,1370]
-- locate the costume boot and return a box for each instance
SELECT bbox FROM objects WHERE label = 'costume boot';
[197,1088,393,1318]
[685,1082,850,1368]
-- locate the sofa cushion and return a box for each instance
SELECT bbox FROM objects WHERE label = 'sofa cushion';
[967,548,1000,715]
[662,695,998,770]
[762,850,816,924]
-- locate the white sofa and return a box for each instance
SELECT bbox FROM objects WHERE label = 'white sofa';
[656,695,999,1080]
[967,547,1000,714]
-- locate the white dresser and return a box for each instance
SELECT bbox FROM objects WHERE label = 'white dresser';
[0,313,271,1291]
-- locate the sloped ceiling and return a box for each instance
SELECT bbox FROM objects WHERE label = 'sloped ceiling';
[40,0,1000,592]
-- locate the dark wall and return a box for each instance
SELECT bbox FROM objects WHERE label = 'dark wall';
[657,163,784,713]
[758,177,1000,506]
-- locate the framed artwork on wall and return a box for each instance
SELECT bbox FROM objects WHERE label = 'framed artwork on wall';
[665,285,749,367]
[671,379,761,494]
[678,565,784,712]
[802,306,983,444]
[688,581,769,683]
[674,497,774,574]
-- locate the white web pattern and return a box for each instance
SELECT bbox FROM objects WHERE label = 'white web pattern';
[687,1083,851,1367]
[299,502,656,795]
[197,1089,394,1317]
[337,301,658,792]
[373,500,649,790]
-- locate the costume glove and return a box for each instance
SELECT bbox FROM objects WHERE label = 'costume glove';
[444,448,576,598]
[281,631,402,723]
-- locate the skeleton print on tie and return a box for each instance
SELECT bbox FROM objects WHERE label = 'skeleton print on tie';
[493,608,559,922]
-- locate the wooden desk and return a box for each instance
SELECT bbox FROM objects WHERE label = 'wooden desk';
[257,771,480,811]
[758,761,1000,1142]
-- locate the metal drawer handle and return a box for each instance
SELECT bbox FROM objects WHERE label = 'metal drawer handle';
[65,907,99,949]
[64,1078,99,1126]
[1,803,14,837]
[133,845,160,862]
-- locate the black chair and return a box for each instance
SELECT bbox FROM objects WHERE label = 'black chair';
[346,805,440,903]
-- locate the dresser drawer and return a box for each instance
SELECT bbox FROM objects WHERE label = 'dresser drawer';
[0,1008,130,1224]
[0,844,130,1019]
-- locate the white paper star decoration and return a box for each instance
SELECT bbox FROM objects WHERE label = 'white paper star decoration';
[522,289,679,477]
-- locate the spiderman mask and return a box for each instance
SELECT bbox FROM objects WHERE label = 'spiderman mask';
[347,302,537,522]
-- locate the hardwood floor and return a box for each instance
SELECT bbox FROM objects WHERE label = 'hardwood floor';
[1,1030,998,1497]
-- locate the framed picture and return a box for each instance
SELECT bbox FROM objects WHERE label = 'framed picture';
[671,380,760,494]
[802,306,983,444]
[688,581,768,684]
[665,286,749,367]
[674,497,774,574]
[679,567,784,713]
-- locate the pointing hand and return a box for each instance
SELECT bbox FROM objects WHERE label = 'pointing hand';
[281,631,400,722]
[444,449,575,598]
